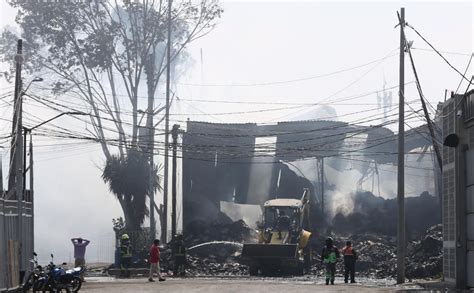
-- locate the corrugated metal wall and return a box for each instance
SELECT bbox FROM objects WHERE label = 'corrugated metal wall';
[0,193,34,291]
[442,98,456,281]
[465,91,474,288]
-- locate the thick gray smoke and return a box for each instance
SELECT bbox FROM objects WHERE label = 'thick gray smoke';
[284,150,435,222]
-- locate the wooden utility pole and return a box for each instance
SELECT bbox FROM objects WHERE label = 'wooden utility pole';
[396,7,406,284]
[146,50,156,242]
[320,157,324,220]
[162,0,173,244]
[171,124,180,240]
[13,39,25,279]
[29,132,34,258]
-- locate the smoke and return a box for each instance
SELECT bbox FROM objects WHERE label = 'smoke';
[284,150,435,223]
[247,157,274,204]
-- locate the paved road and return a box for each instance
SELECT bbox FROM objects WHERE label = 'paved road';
[81,277,422,292]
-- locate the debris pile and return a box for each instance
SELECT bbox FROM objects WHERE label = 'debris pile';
[156,216,254,276]
[406,224,443,279]
[185,255,248,276]
[310,224,442,279]
[110,216,442,279]
[331,191,440,239]
[184,213,257,247]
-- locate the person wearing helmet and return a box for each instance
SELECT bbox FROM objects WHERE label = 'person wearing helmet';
[321,237,340,285]
[120,234,132,278]
[173,234,186,276]
[341,240,358,283]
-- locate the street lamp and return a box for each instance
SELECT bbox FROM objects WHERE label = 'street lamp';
[22,77,44,94]
[22,110,88,195]
[20,110,88,278]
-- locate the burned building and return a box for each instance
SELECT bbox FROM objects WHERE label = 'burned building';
[181,119,434,231]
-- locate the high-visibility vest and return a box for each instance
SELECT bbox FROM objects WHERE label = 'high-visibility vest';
[342,246,354,256]
[121,244,132,257]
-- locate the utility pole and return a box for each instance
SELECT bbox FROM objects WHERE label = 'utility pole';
[171,124,180,240]
[162,0,173,244]
[146,49,156,242]
[396,7,406,284]
[320,157,324,220]
[29,131,34,257]
[13,39,25,280]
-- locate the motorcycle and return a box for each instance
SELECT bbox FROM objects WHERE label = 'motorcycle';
[34,254,85,292]
[21,252,44,292]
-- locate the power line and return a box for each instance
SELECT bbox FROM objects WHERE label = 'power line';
[175,50,398,87]
[411,47,473,57]
[406,23,474,85]
[455,53,473,94]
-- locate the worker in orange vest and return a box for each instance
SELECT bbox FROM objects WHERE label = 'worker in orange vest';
[341,241,357,283]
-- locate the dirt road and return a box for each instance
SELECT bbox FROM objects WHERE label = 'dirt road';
[81,277,422,292]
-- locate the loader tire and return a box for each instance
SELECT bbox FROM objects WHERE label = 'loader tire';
[294,262,304,276]
[304,246,312,272]
[249,265,259,276]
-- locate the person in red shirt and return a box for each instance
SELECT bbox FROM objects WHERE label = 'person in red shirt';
[149,239,165,282]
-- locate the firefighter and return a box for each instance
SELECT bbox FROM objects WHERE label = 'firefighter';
[321,237,340,285]
[120,234,132,278]
[341,240,357,283]
[173,234,186,276]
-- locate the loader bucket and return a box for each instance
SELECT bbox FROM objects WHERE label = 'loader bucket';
[241,243,298,259]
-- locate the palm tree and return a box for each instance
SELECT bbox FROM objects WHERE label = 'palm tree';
[102,149,160,232]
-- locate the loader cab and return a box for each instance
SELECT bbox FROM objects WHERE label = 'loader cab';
[259,199,305,244]
[242,190,312,276]
[263,206,300,232]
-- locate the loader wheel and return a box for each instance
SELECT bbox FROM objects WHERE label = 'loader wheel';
[304,246,312,272]
[294,262,304,276]
[249,265,259,276]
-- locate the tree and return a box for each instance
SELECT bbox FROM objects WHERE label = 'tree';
[0,0,222,232]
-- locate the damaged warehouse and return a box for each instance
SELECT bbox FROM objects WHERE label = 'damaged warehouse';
[180,119,442,279]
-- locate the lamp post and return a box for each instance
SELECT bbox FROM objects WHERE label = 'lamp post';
[13,75,42,281]
[23,111,88,198]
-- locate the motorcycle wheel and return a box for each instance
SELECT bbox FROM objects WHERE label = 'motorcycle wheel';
[22,272,34,292]
[70,277,82,292]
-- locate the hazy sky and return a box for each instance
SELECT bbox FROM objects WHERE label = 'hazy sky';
[0,0,472,262]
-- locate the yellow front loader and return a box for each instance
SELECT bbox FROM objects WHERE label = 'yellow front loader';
[241,189,312,276]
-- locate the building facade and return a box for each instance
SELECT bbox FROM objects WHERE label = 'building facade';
[442,90,474,288]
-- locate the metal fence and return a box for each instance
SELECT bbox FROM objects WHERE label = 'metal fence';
[0,191,34,292]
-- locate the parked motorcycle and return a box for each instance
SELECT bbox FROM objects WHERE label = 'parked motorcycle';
[21,252,44,292]
[34,254,85,292]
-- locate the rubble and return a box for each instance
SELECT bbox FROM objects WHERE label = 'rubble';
[185,255,248,276]
[331,191,441,239]
[106,215,442,280]
[406,224,443,279]
[184,213,258,247]
[309,224,442,279]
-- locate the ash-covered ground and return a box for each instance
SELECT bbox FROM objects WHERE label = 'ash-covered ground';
[99,192,442,281]
[162,192,442,280]
[157,219,442,280]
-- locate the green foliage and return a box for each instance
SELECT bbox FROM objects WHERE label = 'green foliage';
[102,149,161,229]
[0,0,222,231]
